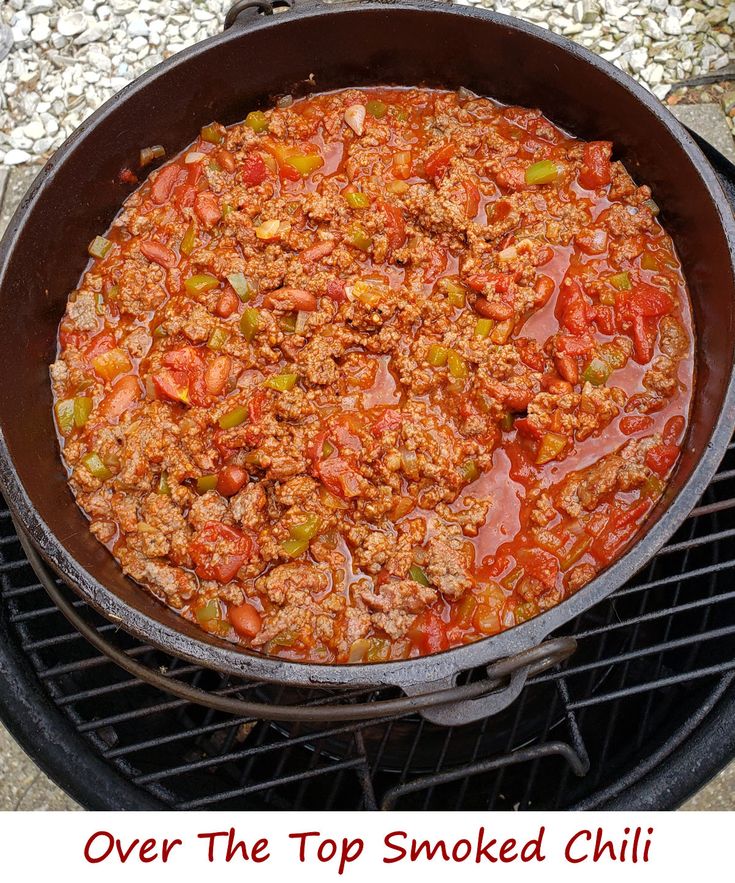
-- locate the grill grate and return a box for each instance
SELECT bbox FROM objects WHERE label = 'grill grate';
[1,434,734,809]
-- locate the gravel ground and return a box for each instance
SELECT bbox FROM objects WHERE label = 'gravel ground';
[0,0,734,166]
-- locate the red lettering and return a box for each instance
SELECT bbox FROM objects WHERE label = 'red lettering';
[162,839,183,862]
[593,829,617,862]
[565,830,591,863]
[198,831,227,863]
[643,828,653,862]
[84,831,115,864]
[384,831,407,863]
[290,832,321,863]
[475,828,498,863]
[521,827,546,862]
[412,839,450,861]
[318,840,338,862]
[253,839,270,863]
[452,840,472,862]
[339,839,364,875]
[198,829,269,863]
[115,839,141,862]
[139,839,158,863]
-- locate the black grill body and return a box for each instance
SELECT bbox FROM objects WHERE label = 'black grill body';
[0,137,734,812]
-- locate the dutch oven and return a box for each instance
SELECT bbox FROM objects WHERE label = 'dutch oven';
[1,0,734,725]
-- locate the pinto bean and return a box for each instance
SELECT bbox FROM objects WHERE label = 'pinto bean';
[265,287,318,311]
[140,240,177,268]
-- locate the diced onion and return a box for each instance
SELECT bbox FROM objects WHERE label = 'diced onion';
[344,103,366,136]
[185,151,206,164]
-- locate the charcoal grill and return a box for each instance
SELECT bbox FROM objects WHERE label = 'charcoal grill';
[0,116,734,811]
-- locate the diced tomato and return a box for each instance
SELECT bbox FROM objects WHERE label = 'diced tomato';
[152,368,190,404]
[215,286,239,318]
[217,464,248,497]
[324,279,347,303]
[631,283,672,317]
[194,191,222,228]
[409,612,449,654]
[187,162,203,186]
[172,183,197,209]
[645,443,679,476]
[614,499,650,529]
[150,164,186,204]
[163,346,205,374]
[98,375,142,420]
[618,282,672,320]
[555,333,595,357]
[308,430,362,498]
[248,388,267,423]
[513,417,544,441]
[620,415,654,436]
[229,603,262,639]
[630,314,658,364]
[558,280,591,335]
[593,304,615,335]
[371,408,403,436]
[140,239,177,269]
[579,141,612,190]
[490,199,512,222]
[516,339,546,372]
[424,143,456,180]
[156,346,208,404]
[377,200,406,251]
[83,330,116,361]
[591,502,648,565]
[316,456,363,498]
[615,282,672,364]
[463,180,481,218]
[59,324,84,350]
[240,153,268,187]
[518,547,559,589]
[189,521,255,583]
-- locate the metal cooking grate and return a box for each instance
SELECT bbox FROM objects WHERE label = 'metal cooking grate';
[1,429,735,810]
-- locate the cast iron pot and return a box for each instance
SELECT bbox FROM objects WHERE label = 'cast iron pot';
[1,0,734,724]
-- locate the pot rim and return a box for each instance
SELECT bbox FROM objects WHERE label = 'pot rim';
[1,0,735,690]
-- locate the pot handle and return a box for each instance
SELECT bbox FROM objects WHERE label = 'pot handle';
[402,636,577,726]
[224,0,358,28]
[224,0,294,29]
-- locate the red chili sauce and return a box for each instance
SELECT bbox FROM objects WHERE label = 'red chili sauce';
[51,87,694,663]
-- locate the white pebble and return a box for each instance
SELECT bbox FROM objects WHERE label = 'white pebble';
[126,13,149,37]
[4,148,32,165]
[57,12,88,37]
[23,119,45,139]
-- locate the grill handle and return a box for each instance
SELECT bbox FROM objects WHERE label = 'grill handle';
[404,637,576,725]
